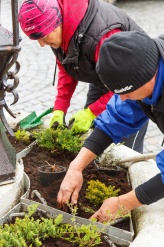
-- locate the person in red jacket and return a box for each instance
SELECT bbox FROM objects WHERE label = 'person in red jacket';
[18,0,148,153]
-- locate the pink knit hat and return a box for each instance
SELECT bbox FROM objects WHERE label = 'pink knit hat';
[19,0,62,40]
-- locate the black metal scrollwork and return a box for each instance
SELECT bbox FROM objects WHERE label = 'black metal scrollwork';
[0,59,20,135]
[0,0,21,136]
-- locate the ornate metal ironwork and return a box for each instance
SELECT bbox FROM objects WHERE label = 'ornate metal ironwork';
[0,0,21,184]
[0,0,21,136]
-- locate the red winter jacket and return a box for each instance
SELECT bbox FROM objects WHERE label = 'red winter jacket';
[54,0,120,116]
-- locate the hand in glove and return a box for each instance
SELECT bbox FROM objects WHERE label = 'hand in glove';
[68,108,96,134]
[49,110,65,129]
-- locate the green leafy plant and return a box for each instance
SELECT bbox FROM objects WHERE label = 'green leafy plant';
[78,202,95,214]
[67,203,102,246]
[0,204,102,247]
[56,128,82,153]
[14,129,30,144]
[32,128,58,150]
[85,180,120,206]
[105,205,131,225]
[32,127,82,153]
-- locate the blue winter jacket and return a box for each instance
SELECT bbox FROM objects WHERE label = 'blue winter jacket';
[94,58,164,182]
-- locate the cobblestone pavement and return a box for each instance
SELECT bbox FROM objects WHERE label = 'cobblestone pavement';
[2,0,164,154]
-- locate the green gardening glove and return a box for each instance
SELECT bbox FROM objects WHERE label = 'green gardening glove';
[68,108,96,134]
[49,110,65,129]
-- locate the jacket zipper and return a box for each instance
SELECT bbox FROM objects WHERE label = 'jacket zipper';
[151,104,154,112]
[150,103,164,146]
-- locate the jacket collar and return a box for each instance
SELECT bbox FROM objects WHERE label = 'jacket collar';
[58,0,88,53]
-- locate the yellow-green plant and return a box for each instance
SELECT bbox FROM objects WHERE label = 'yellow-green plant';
[14,129,30,144]
[86,180,120,206]
[0,203,102,247]
[32,127,82,153]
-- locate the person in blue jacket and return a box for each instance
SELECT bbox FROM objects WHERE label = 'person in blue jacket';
[57,31,164,222]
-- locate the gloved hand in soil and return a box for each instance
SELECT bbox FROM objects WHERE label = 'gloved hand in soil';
[68,108,96,134]
[49,110,65,129]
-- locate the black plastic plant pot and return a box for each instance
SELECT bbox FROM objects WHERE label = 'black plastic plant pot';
[38,165,66,187]
[94,160,122,176]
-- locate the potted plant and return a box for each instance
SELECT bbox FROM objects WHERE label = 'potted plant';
[94,143,129,176]
[38,160,66,187]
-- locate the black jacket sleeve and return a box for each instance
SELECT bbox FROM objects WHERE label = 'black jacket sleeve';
[135,173,164,204]
[83,127,113,156]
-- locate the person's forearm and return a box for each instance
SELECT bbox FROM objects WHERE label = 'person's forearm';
[83,127,113,155]
[57,147,92,207]
[69,147,97,172]
[135,173,164,204]
[119,190,143,212]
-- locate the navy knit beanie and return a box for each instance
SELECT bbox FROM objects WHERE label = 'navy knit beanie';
[96,31,159,94]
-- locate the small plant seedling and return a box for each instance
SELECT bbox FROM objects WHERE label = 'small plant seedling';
[51,164,56,172]
[79,202,95,214]
[96,143,122,168]
[14,129,31,144]
[45,160,56,172]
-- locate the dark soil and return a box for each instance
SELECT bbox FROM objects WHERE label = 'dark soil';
[8,136,132,247]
